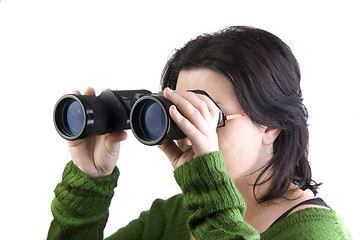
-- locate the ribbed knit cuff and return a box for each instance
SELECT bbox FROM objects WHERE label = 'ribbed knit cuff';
[174,152,260,239]
[174,151,246,216]
[54,161,120,216]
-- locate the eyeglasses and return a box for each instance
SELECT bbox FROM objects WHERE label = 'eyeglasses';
[218,112,249,127]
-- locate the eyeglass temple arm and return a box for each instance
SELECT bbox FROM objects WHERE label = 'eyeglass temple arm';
[224,112,249,121]
[218,112,249,127]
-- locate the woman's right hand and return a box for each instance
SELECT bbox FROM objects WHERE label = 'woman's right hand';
[67,87,128,178]
[158,88,220,169]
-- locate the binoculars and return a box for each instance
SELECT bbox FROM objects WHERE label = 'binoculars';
[53,90,224,145]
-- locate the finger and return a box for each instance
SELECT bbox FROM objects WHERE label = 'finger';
[105,131,127,157]
[102,88,111,92]
[195,94,221,127]
[108,130,128,143]
[181,92,219,127]
[180,91,214,122]
[164,88,211,134]
[72,90,81,94]
[165,89,207,116]
[84,87,96,96]
[176,90,221,129]
[169,105,203,143]
[158,141,183,168]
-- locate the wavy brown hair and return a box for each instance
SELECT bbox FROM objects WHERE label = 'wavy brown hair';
[160,26,321,202]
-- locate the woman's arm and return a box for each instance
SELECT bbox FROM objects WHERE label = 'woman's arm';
[48,87,127,239]
[47,161,120,240]
[174,151,260,240]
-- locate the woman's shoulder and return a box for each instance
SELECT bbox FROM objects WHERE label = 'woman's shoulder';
[262,207,352,239]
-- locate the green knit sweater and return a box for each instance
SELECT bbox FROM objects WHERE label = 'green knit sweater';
[47,151,352,239]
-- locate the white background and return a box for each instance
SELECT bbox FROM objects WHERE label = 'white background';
[0,0,359,239]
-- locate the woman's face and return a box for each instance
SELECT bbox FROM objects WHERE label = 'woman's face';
[175,69,274,185]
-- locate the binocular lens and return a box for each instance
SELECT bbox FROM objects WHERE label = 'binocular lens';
[54,96,86,139]
[142,100,166,140]
[130,95,181,145]
[66,99,85,136]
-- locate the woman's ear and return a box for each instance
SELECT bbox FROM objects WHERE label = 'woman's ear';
[262,127,281,145]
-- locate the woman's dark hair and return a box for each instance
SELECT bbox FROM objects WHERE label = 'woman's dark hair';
[160,26,321,202]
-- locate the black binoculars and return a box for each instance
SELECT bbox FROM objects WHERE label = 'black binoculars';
[53,90,224,145]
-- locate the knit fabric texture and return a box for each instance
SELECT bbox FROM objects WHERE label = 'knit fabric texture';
[47,151,352,240]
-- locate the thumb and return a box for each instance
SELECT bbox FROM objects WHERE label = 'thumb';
[108,130,128,143]
[106,130,127,154]
[158,141,183,168]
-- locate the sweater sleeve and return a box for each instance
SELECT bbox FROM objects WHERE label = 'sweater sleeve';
[47,161,120,240]
[174,151,260,240]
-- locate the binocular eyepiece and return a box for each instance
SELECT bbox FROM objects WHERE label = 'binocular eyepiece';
[53,90,224,146]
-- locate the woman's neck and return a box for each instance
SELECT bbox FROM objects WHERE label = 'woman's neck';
[235,178,312,233]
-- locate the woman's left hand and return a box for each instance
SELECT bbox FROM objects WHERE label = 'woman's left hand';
[158,87,220,169]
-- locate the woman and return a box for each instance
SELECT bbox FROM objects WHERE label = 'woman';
[47,26,351,239]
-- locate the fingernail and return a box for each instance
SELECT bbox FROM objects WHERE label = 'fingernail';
[166,87,174,94]
[170,105,177,114]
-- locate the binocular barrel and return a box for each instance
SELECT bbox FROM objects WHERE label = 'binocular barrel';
[53,90,151,141]
[130,94,186,145]
[53,90,223,145]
